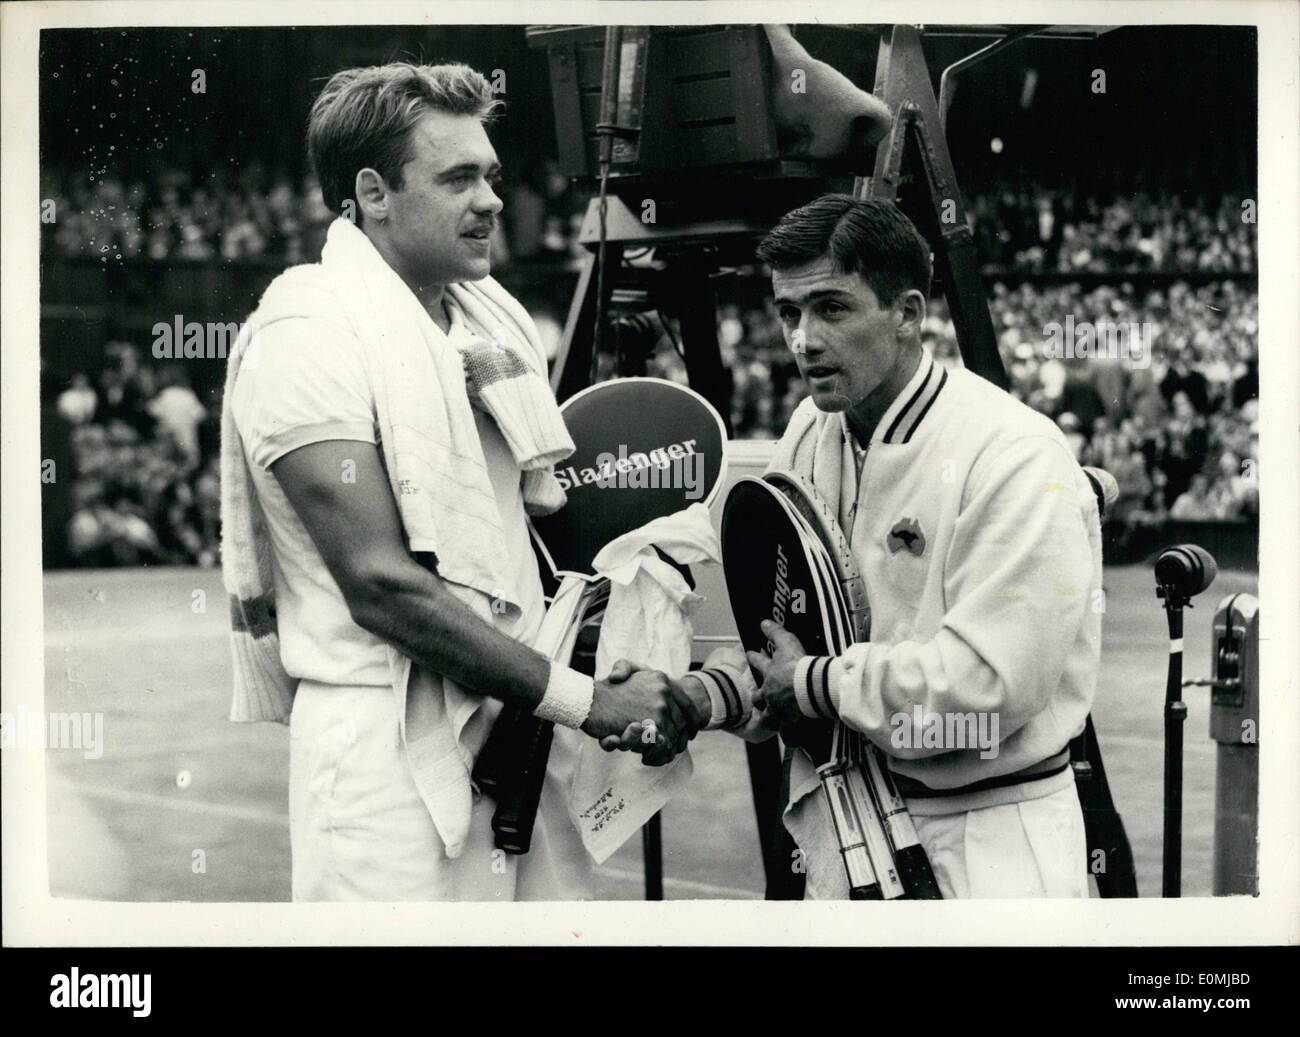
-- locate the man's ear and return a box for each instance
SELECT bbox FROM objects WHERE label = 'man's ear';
[895,288,927,339]
[354,168,389,225]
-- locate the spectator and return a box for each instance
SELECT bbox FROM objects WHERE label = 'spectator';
[66,480,117,567]
[1057,412,1087,463]
[1170,473,1219,520]
[108,498,164,564]
[1232,357,1258,409]
[1161,356,1213,416]
[56,373,97,425]
[1161,391,1210,506]
[1110,450,1154,523]
[147,369,207,470]
[1057,370,1107,433]
[96,343,156,437]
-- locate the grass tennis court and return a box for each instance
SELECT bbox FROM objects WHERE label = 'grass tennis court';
[41,563,1257,902]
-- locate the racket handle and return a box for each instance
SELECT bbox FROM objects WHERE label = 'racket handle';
[844,763,906,899]
[894,844,944,900]
[473,703,526,797]
[862,746,943,899]
[818,763,882,901]
[492,715,554,855]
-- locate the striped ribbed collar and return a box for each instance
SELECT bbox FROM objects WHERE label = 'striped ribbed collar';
[867,347,948,446]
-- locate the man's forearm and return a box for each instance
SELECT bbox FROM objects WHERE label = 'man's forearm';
[265,439,589,720]
[349,558,551,709]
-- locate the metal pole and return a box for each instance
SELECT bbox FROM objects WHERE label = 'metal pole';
[671,256,733,435]
[589,26,624,386]
[643,813,664,900]
[936,26,1047,133]
[1162,603,1186,897]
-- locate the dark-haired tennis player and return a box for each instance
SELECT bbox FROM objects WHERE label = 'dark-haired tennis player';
[737,195,1102,898]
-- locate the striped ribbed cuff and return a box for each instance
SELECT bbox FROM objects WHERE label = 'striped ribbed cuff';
[793,656,838,720]
[535,664,595,730]
[685,668,749,730]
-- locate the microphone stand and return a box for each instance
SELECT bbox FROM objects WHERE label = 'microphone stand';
[1154,544,1217,898]
[1156,578,1188,898]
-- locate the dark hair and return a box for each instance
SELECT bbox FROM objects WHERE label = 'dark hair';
[756,194,932,304]
[308,62,502,218]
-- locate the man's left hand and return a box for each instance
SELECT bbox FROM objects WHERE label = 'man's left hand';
[747,620,807,727]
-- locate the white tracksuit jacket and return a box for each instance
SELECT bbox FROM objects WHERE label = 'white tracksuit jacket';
[694,347,1103,811]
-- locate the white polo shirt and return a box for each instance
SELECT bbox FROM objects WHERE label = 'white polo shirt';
[230,294,546,688]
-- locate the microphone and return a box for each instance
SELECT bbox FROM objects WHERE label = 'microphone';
[1082,466,1119,519]
[1153,541,1218,898]
[1154,544,1218,601]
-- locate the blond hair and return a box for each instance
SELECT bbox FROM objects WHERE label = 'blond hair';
[307,62,501,218]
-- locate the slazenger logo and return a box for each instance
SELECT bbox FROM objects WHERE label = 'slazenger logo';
[767,542,805,650]
[771,542,791,626]
[886,517,926,556]
[555,438,704,499]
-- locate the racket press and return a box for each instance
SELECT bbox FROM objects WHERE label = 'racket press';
[534,22,1137,900]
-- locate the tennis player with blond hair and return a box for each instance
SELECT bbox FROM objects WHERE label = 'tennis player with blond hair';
[221,62,697,902]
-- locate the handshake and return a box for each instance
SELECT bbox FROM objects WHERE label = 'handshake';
[580,639,790,765]
[581,659,714,767]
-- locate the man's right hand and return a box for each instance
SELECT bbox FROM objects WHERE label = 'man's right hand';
[582,660,693,763]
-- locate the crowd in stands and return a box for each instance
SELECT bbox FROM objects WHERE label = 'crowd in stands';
[43,170,1259,568]
[43,169,1257,278]
[44,168,332,265]
[40,163,586,269]
[56,342,222,567]
[967,188,1257,275]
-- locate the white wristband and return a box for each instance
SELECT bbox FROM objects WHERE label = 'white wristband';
[534,664,595,729]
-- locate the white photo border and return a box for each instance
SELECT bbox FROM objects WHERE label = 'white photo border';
[3,0,1296,947]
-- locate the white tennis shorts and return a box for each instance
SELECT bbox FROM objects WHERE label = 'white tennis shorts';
[288,679,593,902]
[911,780,1090,898]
